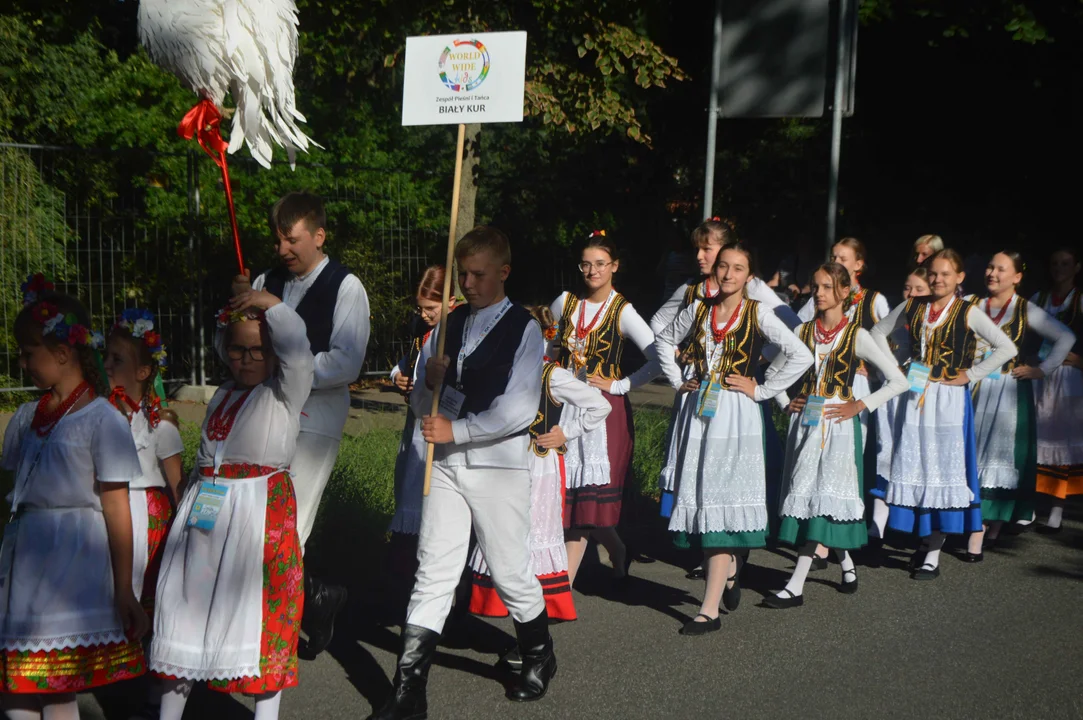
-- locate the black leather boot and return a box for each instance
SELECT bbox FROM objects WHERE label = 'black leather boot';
[506,610,557,702]
[366,624,440,720]
[302,571,347,658]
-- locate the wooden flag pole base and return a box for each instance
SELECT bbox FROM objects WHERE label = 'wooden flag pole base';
[422,123,467,497]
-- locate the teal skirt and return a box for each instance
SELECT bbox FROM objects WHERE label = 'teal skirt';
[980,380,1036,523]
[776,410,867,550]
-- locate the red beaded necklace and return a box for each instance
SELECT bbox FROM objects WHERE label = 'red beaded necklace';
[711,299,743,344]
[984,295,1012,326]
[815,315,848,345]
[927,297,952,325]
[206,388,253,441]
[32,381,90,437]
[576,292,611,339]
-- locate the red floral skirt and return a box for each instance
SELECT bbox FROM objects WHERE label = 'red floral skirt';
[142,486,175,619]
[156,467,303,694]
[470,570,576,622]
[1,640,145,694]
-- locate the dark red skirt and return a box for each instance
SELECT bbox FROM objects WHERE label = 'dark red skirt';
[469,571,576,622]
[563,393,633,530]
[141,487,174,619]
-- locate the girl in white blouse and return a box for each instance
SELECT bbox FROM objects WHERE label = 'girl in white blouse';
[548,232,661,586]
[655,242,812,634]
[870,249,1016,580]
[151,278,313,720]
[2,283,147,718]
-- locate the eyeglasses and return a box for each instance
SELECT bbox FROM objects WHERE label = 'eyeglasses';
[578,261,613,274]
[226,344,267,362]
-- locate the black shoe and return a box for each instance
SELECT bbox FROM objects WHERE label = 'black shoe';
[1036,524,1062,535]
[722,562,742,612]
[863,537,884,569]
[964,551,984,563]
[303,572,348,658]
[763,589,804,609]
[366,624,440,720]
[679,613,721,635]
[810,556,829,571]
[685,566,705,580]
[910,563,941,581]
[839,569,858,595]
[506,610,557,702]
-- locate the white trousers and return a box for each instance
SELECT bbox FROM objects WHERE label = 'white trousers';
[406,464,544,633]
[291,431,341,550]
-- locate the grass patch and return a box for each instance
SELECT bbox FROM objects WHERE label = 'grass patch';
[632,406,669,502]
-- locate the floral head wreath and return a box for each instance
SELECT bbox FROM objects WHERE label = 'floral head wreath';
[216,304,263,328]
[21,273,104,350]
[114,308,168,369]
[587,229,606,239]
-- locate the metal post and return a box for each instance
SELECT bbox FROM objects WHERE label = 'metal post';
[825,0,849,253]
[703,0,724,220]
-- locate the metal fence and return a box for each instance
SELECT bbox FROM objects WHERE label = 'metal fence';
[0,143,440,392]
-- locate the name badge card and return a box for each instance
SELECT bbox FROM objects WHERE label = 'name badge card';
[907,361,931,394]
[186,482,229,530]
[802,395,826,427]
[697,380,722,418]
[438,386,466,420]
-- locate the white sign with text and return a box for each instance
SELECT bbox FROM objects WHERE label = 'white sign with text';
[401,31,527,126]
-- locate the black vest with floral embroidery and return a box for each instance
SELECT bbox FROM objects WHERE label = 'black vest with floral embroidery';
[905,297,977,381]
[557,293,629,380]
[687,299,764,387]
[793,321,861,401]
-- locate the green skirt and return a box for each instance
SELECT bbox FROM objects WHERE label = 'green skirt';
[979,380,1037,523]
[674,529,767,550]
[776,410,867,550]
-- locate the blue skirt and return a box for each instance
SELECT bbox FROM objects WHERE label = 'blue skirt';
[884,388,982,537]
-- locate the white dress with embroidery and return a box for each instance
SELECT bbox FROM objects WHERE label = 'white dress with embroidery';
[150,303,313,681]
[0,398,141,651]
[1031,289,1083,467]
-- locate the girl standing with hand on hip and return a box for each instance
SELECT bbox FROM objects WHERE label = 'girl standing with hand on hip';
[870,249,1016,580]
[655,242,812,634]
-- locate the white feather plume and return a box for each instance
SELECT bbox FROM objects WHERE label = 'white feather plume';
[138,0,319,168]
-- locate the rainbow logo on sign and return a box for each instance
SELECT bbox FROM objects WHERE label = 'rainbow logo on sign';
[438,39,491,92]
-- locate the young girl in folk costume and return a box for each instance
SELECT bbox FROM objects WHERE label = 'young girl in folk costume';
[655,242,812,634]
[104,309,184,621]
[1,276,148,719]
[965,251,1075,557]
[470,306,611,625]
[151,276,312,720]
[769,264,907,608]
[870,249,1016,580]
[548,231,661,585]
[1030,247,1083,533]
[869,268,931,545]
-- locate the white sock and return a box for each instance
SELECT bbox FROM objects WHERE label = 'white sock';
[781,554,814,597]
[1047,505,1064,529]
[40,696,78,720]
[159,679,193,720]
[835,550,856,582]
[3,697,42,720]
[921,533,946,570]
[1016,510,1035,526]
[253,692,282,720]
[5,711,41,720]
[871,499,889,538]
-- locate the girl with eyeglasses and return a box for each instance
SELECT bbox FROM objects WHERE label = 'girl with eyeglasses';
[151,276,313,720]
[963,251,1074,558]
[547,231,661,586]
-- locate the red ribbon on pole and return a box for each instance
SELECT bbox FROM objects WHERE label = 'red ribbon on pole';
[178,99,245,274]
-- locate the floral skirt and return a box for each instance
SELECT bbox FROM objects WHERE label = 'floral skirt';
[1,640,145,694]
[157,470,303,694]
[142,487,174,619]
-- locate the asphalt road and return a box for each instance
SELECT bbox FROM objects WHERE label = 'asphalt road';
[80,507,1083,720]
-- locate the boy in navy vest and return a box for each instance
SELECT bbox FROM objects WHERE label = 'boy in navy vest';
[242,192,371,657]
[368,226,556,720]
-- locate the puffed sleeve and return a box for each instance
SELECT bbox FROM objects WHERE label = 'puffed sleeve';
[1,402,34,472]
[266,303,315,418]
[854,329,908,413]
[964,306,1017,382]
[655,302,699,389]
[753,310,813,402]
[92,404,143,484]
[1027,301,1076,375]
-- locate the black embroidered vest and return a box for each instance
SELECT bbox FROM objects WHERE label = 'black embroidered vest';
[977,296,1028,372]
[558,292,630,380]
[905,297,977,381]
[793,321,862,401]
[263,257,350,354]
[687,300,765,386]
[529,363,565,457]
[850,289,883,330]
[1037,289,1083,354]
[442,302,534,419]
